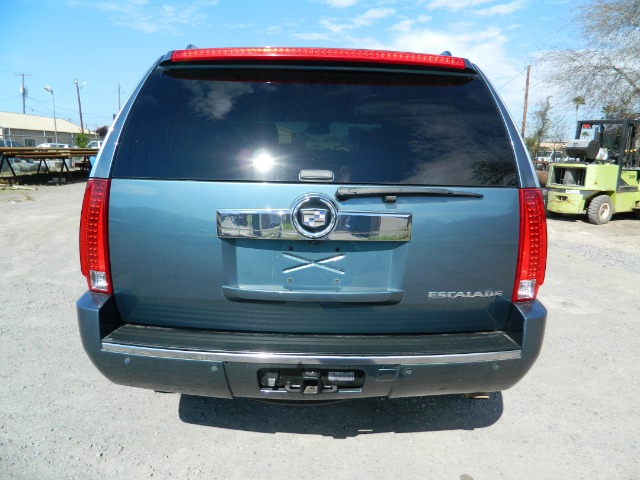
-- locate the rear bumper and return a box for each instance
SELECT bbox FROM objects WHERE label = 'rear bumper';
[77,291,546,400]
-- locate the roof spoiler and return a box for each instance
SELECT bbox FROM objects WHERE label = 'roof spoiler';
[165,47,469,70]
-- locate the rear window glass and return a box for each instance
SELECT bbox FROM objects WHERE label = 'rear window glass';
[112,67,517,186]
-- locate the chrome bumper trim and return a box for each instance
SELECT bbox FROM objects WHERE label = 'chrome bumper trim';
[102,342,520,365]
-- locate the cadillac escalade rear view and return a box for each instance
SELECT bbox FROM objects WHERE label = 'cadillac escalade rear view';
[77,47,547,401]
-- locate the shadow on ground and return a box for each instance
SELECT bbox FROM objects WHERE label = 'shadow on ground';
[178,393,503,438]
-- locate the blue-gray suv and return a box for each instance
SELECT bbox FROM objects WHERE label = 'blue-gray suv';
[77,47,547,401]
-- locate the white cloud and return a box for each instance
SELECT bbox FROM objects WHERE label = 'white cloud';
[292,32,332,41]
[187,82,254,120]
[390,19,415,32]
[225,23,256,29]
[320,18,350,34]
[264,26,283,35]
[93,1,213,35]
[392,25,508,58]
[353,8,396,27]
[426,0,495,11]
[390,15,431,32]
[319,7,396,34]
[324,0,359,7]
[428,0,526,18]
[474,0,526,17]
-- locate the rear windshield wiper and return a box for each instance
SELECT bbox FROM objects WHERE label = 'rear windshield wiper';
[335,186,484,202]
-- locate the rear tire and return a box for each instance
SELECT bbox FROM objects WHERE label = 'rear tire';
[587,195,613,225]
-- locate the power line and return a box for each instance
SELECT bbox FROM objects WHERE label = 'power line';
[0,94,22,103]
[497,66,528,89]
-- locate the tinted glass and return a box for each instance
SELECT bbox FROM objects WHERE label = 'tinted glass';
[113,68,516,186]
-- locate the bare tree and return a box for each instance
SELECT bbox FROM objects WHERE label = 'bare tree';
[543,0,639,115]
[525,97,553,159]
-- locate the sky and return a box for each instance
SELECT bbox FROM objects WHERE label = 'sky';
[0,0,585,138]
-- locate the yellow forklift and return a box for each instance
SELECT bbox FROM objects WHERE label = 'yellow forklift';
[546,118,640,224]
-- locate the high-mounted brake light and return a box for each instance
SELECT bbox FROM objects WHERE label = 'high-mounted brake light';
[170,47,467,70]
[79,179,112,294]
[513,189,547,302]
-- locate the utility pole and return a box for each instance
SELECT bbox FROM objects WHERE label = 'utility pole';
[117,83,122,111]
[44,85,58,143]
[521,65,530,138]
[74,79,85,132]
[14,73,31,114]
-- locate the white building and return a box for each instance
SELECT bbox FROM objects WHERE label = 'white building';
[0,111,91,147]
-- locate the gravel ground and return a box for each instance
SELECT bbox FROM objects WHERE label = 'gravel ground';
[1,181,639,480]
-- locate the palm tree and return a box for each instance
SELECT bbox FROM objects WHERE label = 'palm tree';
[572,96,586,120]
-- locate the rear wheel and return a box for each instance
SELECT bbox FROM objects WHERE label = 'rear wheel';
[587,195,613,224]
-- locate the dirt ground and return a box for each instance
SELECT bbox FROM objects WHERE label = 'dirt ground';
[1,180,639,480]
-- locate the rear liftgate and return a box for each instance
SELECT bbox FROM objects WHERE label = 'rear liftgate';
[217,192,412,304]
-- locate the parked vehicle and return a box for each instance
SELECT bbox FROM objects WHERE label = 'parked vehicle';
[546,119,640,224]
[0,139,23,147]
[37,142,70,148]
[86,141,103,168]
[536,150,566,163]
[77,47,548,401]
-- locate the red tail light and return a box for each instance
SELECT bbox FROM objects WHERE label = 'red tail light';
[79,179,112,294]
[513,189,547,302]
[170,47,467,70]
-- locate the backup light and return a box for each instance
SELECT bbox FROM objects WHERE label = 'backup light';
[513,189,547,302]
[79,179,112,294]
[170,47,467,70]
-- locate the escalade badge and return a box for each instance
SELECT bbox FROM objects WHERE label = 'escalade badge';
[291,193,338,239]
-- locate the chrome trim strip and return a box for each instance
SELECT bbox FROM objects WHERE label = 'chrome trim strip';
[221,285,404,303]
[102,342,520,365]
[217,209,412,241]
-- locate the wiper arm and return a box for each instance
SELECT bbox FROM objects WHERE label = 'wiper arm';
[335,186,484,202]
